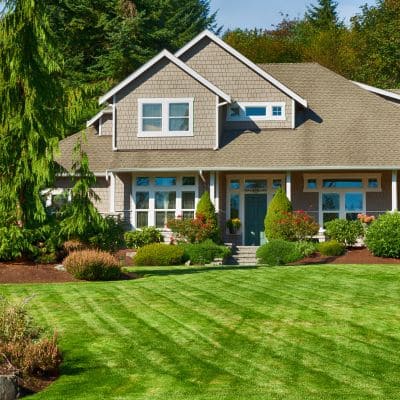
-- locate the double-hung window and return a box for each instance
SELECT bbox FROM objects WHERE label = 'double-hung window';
[138,98,193,137]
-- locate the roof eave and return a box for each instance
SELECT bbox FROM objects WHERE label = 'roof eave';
[352,81,400,101]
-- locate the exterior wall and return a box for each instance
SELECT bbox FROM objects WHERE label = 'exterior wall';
[115,59,216,150]
[54,176,110,214]
[114,173,132,223]
[292,172,319,222]
[100,114,113,136]
[367,171,391,215]
[180,37,293,131]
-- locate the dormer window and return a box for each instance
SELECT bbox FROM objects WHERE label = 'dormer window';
[138,98,193,137]
[227,102,286,121]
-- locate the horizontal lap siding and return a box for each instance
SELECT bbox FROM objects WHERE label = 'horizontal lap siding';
[116,59,216,150]
[367,171,391,214]
[292,172,319,221]
[180,38,293,131]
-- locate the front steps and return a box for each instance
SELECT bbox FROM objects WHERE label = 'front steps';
[226,245,259,265]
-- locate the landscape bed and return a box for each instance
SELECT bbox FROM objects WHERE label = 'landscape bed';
[1,264,400,399]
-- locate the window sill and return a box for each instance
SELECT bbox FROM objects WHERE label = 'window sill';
[137,132,194,138]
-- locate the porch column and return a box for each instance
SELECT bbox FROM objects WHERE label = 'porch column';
[392,170,398,212]
[215,172,220,212]
[210,172,216,206]
[109,172,116,213]
[286,171,292,201]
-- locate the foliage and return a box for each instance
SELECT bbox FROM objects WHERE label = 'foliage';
[357,213,376,224]
[272,210,320,241]
[226,218,241,232]
[365,212,400,258]
[305,0,342,30]
[63,239,87,254]
[264,188,293,241]
[196,191,220,242]
[294,241,318,258]
[318,240,346,256]
[63,249,121,280]
[0,297,61,378]
[124,227,163,249]
[325,218,364,246]
[0,0,67,226]
[134,243,184,266]
[168,213,218,244]
[256,240,303,266]
[179,240,230,265]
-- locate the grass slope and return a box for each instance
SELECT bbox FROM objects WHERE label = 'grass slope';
[2,264,400,399]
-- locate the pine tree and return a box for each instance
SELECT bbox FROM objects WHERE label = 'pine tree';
[0,0,66,227]
[305,0,342,29]
[264,188,292,241]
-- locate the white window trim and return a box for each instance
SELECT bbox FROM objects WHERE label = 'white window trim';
[138,98,194,137]
[226,174,285,238]
[132,174,198,230]
[226,102,286,122]
[303,173,382,192]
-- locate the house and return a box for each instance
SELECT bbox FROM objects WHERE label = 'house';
[56,30,400,246]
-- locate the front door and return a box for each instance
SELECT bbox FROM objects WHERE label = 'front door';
[245,194,268,246]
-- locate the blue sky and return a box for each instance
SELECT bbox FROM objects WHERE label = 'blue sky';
[210,0,375,30]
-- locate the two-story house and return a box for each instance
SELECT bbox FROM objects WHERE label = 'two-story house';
[56,30,400,246]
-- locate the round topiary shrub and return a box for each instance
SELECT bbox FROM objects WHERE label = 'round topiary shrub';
[318,240,346,256]
[256,240,302,266]
[365,212,400,258]
[324,218,364,246]
[64,249,121,280]
[134,243,185,266]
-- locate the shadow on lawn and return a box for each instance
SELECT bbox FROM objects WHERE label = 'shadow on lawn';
[132,265,259,278]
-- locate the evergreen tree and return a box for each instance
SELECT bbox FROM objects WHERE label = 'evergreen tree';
[196,191,220,242]
[264,188,292,241]
[0,0,66,227]
[305,0,342,29]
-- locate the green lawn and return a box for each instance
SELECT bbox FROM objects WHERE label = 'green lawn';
[2,264,400,399]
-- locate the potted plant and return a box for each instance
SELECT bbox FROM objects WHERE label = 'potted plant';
[226,218,241,234]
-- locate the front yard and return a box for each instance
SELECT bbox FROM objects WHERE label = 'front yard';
[2,264,400,399]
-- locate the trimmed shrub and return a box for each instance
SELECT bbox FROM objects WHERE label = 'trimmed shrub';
[64,249,121,280]
[195,191,220,242]
[273,211,320,241]
[318,240,346,256]
[124,226,163,249]
[168,214,217,244]
[180,240,231,265]
[325,219,364,246]
[264,188,292,241]
[295,241,318,258]
[256,240,303,266]
[365,212,400,258]
[134,243,185,266]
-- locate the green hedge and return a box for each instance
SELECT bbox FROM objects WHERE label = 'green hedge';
[124,227,163,249]
[325,219,364,246]
[256,240,303,266]
[180,240,230,265]
[134,243,185,266]
[318,240,346,256]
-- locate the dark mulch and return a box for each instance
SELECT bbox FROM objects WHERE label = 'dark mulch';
[293,247,400,265]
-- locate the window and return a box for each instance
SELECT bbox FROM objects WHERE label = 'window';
[138,98,193,137]
[368,178,378,188]
[226,102,286,121]
[133,175,197,229]
[323,179,363,188]
[272,179,282,189]
[245,179,267,193]
[307,179,317,189]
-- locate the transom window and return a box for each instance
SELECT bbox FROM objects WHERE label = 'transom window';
[138,98,193,137]
[226,102,286,121]
[133,176,197,229]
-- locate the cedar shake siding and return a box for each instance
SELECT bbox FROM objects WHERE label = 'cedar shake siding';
[179,37,293,131]
[100,114,113,136]
[115,58,216,150]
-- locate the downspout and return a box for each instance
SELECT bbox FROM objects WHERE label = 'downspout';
[214,100,229,150]
[199,169,206,183]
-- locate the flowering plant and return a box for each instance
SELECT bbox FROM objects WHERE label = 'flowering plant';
[226,218,241,233]
[275,210,319,241]
[357,213,375,224]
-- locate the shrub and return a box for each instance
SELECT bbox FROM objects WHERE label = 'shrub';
[195,191,220,242]
[264,188,292,241]
[180,240,231,265]
[0,297,61,378]
[318,240,346,256]
[134,243,185,266]
[256,240,303,266]
[0,225,35,261]
[295,241,318,258]
[168,214,218,244]
[273,211,319,241]
[124,226,163,249]
[63,239,87,254]
[365,212,400,258]
[325,219,364,246]
[87,216,125,253]
[63,249,121,280]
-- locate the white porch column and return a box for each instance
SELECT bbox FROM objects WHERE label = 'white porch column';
[210,172,216,206]
[286,171,292,201]
[392,170,398,212]
[109,172,116,213]
[215,172,220,212]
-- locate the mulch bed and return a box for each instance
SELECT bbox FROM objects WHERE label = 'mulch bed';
[293,246,400,265]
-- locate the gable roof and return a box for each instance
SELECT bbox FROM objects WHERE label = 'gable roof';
[352,81,400,102]
[86,106,112,128]
[99,49,231,105]
[175,30,308,108]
